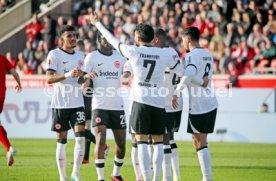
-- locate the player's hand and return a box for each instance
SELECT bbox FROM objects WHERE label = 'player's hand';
[15,84,22,93]
[84,72,98,79]
[202,76,209,88]
[71,68,82,77]
[121,72,131,86]
[172,95,179,109]
[89,10,98,25]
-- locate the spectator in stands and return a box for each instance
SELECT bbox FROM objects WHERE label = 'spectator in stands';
[56,16,65,39]
[23,41,34,63]
[41,15,56,50]
[25,14,42,46]
[247,24,265,48]
[224,23,239,49]
[209,27,224,61]
[261,39,276,62]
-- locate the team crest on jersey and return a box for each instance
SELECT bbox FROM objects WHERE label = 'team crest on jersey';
[78,60,84,67]
[95,117,102,123]
[55,124,61,130]
[114,61,120,69]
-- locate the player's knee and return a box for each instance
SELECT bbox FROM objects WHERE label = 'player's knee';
[74,131,85,137]
[57,138,67,144]
[116,139,126,149]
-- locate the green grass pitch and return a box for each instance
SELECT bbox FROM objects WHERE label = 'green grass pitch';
[0,139,276,181]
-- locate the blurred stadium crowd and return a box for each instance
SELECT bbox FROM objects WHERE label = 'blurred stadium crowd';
[3,0,276,76]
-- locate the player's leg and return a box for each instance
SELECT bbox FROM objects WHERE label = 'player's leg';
[111,129,126,181]
[0,91,15,166]
[83,94,96,164]
[170,111,182,181]
[150,106,166,181]
[131,102,152,181]
[188,109,217,181]
[193,133,212,181]
[170,133,181,181]
[131,134,143,181]
[162,113,173,181]
[52,108,71,181]
[92,109,108,181]
[162,132,172,181]
[56,131,68,181]
[110,111,126,181]
[71,108,86,180]
[151,135,164,181]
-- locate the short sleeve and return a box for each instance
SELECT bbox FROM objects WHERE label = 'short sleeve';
[118,44,136,60]
[4,57,13,71]
[82,53,94,73]
[123,61,133,75]
[166,48,181,69]
[46,51,58,71]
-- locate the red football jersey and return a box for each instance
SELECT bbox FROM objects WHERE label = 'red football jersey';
[0,55,13,89]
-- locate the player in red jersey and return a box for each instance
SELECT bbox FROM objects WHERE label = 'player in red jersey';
[0,54,22,166]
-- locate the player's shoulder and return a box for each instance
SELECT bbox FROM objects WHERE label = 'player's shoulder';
[74,50,85,57]
[48,48,60,56]
[85,50,100,59]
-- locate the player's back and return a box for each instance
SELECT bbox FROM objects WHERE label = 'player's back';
[127,46,180,108]
[185,48,218,114]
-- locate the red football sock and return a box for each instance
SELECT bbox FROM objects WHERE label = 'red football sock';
[0,125,11,152]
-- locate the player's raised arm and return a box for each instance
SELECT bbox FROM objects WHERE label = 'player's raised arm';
[89,11,133,58]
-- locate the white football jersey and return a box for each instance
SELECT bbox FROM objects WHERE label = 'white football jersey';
[119,45,182,108]
[184,48,218,114]
[46,48,85,108]
[82,50,126,110]
[164,67,183,112]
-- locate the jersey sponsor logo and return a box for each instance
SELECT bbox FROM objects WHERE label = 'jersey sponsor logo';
[95,117,102,123]
[98,63,104,66]
[99,70,119,77]
[62,61,68,64]
[55,123,61,130]
[48,59,51,64]
[114,61,120,69]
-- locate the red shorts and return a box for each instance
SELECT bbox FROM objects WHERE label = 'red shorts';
[0,91,6,113]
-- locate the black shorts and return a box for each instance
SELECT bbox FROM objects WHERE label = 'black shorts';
[51,107,86,132]
[164,111,182,133]
[187,108,217,134]
[130,101,166,135]
[83,95,92,120]
[92,109,126,129]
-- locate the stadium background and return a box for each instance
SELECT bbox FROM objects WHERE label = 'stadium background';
[1,0,275,143]
[0,0,276,181]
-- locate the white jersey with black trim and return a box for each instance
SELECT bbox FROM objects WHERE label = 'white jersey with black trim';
[119,45,182,108]
[82,50,126,110]
[46,48,85,108]
[185,48,218,114]
[164,67,183,112]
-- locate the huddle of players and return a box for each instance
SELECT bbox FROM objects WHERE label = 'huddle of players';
[46,10,217,181]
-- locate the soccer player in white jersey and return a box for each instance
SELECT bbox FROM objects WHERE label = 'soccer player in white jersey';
[79,30,127,181]
[46,25,85,181]
[89,12,183,181]
[122,61,143,181]
[176,26,218,181]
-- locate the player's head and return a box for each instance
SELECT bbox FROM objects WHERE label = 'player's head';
[182,26,200,50]
[134,24,154,46]
[153,28,167,47]
[96,29,113,52]
[59,25,77,49]
[76,39,85,52]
